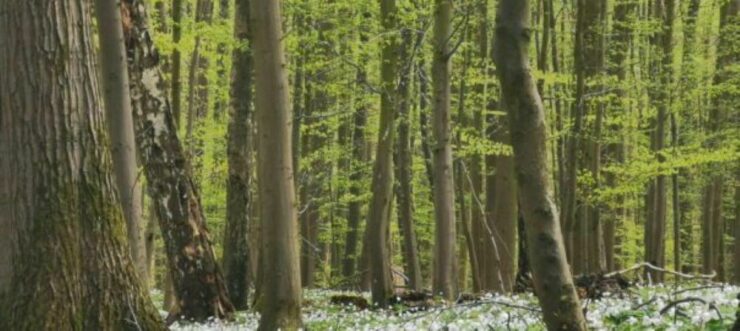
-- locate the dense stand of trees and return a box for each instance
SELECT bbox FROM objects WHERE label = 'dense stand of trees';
[0,0,738,329]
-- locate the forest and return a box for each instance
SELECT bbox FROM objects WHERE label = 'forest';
[0,0,738,330]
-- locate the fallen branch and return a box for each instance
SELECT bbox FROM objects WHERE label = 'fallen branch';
[659,297,723,324]
[605,262,716,280]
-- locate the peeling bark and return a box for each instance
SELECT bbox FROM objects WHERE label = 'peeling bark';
[121,0,234,322]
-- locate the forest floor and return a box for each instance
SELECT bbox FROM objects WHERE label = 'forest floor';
[162,283,739,330]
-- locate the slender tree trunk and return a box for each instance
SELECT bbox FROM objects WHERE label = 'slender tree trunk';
[222,0,253,310]
[343,66,369,283]
[0,0,163,328]
[671,113,681,273]
[94,0,146,280]
[250,0,303,328]
[366,0,399,306]
[395,28,423,291]
[145,203,158,286]
[171,0,184,127]
[604,0,635,272]
[492,124,518,292]
[493,0,587,329]
[734,169,740,285]
[121,0,234,322]
[644,0,674,283]
[470,0,487,294]
[702,185,715,275]
[432,0,458,300]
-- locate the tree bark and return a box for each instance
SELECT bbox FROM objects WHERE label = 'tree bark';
[395,28,423,292]
[735,169,740,285]
[250,0,303,328]
[171,0,184,127]
[0,0,163,328]
[342,64,369,284]
[492,0,587,329]
[94,0,147,280]
[491,123,518,292]
[604,0,635,272]
[121,0,234,322]
[222,0,253,310]
[432,0,458,300]
[365,0,398,306]
[644,0,674,283]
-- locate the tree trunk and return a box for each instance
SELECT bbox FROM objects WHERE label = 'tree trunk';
[702,184,715,275]
[342,65,369,283]
[432,0,458,300]
[222,0,253,310]
[492,124,518,292]
[365,0,399,307]
[395,28,423,292]
[604,0,635,273]
[121,0,235,322]
[469,0,487,294]
[492,0,587,329]
[0,0,163,328]
[735,169,740,285]
[185,0,214,183]
[644,0,674,283]
[94,0,147,281]
[566,0,606,274]
[250,0,303,328]
[171,0,184,127]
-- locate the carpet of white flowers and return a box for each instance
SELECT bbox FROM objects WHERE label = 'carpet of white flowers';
[164,283,739,330]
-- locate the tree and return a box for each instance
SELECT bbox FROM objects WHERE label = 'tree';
[250,0,303,328]
[644,0,674,283]
[366,0,399,306]
[171,0,184,127]
[0,0,163,328]
[431,0,458,300]
[222,0,254,310]
[121,0,235,322]
[395,27,423,292]
[492,0,587,329]
[94,0,146,280]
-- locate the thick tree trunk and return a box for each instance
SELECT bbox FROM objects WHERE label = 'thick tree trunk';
[250,0,303,328]
[121,0,234,322]
[94,0,147,280]
[222,0,253,310]
[395,28,423,292]
[432,0,458,300]
[493,0,587,329]
[365,0,398,306]
[0,0,163,328]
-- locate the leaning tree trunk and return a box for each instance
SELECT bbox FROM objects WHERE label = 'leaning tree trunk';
[492,0,587,329]
[121,0,234,322]
[366,0,399,307]
[94,0,147,280]
[250,0,303,329]
[222,0,253,310]
[0,0,163,328]
[431,0,458,300]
